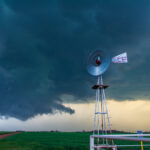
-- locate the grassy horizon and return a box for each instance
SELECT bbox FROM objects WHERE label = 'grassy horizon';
[0,132,149,150]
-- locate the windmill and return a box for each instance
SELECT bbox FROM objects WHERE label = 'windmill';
[87,50,126,149]
[87,50,150,150]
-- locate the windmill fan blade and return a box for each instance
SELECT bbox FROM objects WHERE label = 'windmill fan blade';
[87,50,110,76]
[112,52,128,63]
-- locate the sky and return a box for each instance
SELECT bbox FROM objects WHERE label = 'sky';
[0,0,150,131]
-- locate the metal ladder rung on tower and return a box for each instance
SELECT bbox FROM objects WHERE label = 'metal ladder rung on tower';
[95,112,107,114]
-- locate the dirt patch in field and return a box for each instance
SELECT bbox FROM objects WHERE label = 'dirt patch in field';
[0,132,21,139]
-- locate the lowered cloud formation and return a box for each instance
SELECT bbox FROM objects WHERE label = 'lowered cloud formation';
[0,0,150,120]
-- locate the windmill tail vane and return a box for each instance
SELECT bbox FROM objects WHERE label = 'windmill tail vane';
[112,52,128,63]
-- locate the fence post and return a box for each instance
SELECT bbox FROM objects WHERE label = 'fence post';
[90,136,94,150]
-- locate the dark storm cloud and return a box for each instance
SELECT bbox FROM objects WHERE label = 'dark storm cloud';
[0,0,150,120]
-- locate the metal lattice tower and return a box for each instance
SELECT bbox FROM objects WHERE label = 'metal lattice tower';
[92,75,114,146]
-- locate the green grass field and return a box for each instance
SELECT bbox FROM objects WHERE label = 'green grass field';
[0,132,149,150]
[0,131,12,135]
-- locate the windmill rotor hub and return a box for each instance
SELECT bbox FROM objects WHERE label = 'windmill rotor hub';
[96,56,101,66]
